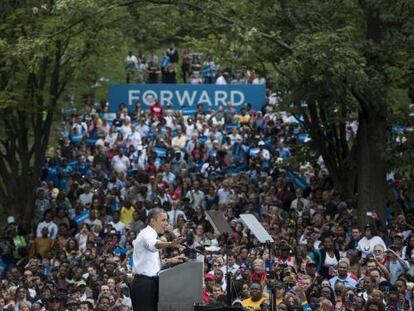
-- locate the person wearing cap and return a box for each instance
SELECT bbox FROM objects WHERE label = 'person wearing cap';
[4,219,27,261]
[67,297,79,311]
[203,273,215,304]
[169,148,187,177]
[48,295,62,311]
[275,245,295,267]
[130,208,186,311]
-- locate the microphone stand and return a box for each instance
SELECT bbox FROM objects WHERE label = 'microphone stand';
[266,240,276,311]
[224,232,232,307]
[181,243,206,256]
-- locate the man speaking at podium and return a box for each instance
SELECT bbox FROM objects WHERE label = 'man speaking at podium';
[130,208,187,311]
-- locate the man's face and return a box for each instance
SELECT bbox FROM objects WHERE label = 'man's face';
[373,246,385,260]
[305,264,317,276]
[101,285,110,297]
[193,181,199,189]
[215,270,223,281]
[98,298,110,311]
[112,213,120,223]
[213,286,223,298]
[352,229,361,240]
[205,279,214,290]
[49,299,61,311]
[250,283,263,301]
[45,212,53,222]
[394,236,403,247]
[364,279,375,294]
[366,261,377,271]
[80,304,90,311]
[338,262,348,278]
[370,271,381,284]
[302,278,311,290]
[151,212,168,234]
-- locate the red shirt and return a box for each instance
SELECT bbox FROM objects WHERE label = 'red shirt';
[150,103,163,119]
[250,271,266,284]
[202,288,211,304]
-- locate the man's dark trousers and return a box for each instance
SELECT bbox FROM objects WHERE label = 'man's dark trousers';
[130,275,159,311]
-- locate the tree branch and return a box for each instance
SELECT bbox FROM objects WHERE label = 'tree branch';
[279,0,299,30]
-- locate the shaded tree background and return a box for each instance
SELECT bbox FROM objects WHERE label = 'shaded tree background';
[0,0,413,228]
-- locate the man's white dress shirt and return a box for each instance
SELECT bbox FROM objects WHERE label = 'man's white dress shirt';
[132,226,160,277]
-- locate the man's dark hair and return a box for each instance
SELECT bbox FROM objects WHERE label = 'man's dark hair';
[250,281,262,289]
[80,301,93,310]
[147,208,165,223]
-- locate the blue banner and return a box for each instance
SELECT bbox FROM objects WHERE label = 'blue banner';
[108,84,266,112]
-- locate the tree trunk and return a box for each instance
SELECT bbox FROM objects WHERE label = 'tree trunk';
[356,108,387,225]
[330,167,356,202]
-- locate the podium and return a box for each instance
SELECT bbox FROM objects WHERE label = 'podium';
[158,258,204,311]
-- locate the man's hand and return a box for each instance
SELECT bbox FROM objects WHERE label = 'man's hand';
[168,254,188,264]
[169,237,186,248]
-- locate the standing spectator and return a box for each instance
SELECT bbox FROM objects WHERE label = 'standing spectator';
[181,48,191,83]
[166,43,179,64]
[125,51,138,83]
[36,210,58,239]
[29,227,54,258]
[329,260,357,289]
[357,225,387,259]
[241,282,269,310]
[111,148,130,175]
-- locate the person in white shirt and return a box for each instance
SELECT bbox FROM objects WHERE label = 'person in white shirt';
[215,72,228,85]
[36,210,58,239]
[126,51,138,68]
[357,225,387,258]
[109,211,125,235]
[130,208,186,311]
[217,181,233,205]
[171,128,186,149]
[290,188,310,211]
[185,180,205,209]
[126,125,142,148]
[111,148,130,174]
[167,202,187,226]
[79,184,93,207]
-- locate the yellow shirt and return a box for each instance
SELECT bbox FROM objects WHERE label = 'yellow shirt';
[236,114,250,125]
[242,294,269,310]
[120,206,135,224]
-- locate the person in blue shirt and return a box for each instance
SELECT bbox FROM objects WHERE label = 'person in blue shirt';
[329,259,357,289]
[160,51,170,83]
[231,136,246,168]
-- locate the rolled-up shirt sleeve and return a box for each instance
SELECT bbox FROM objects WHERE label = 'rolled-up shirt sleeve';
[143,231,159,253]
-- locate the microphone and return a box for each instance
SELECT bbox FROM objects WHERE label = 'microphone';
[181,243,205,256]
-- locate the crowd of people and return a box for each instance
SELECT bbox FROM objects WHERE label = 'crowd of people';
[1,54,414,311]
[124,44,267,86]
